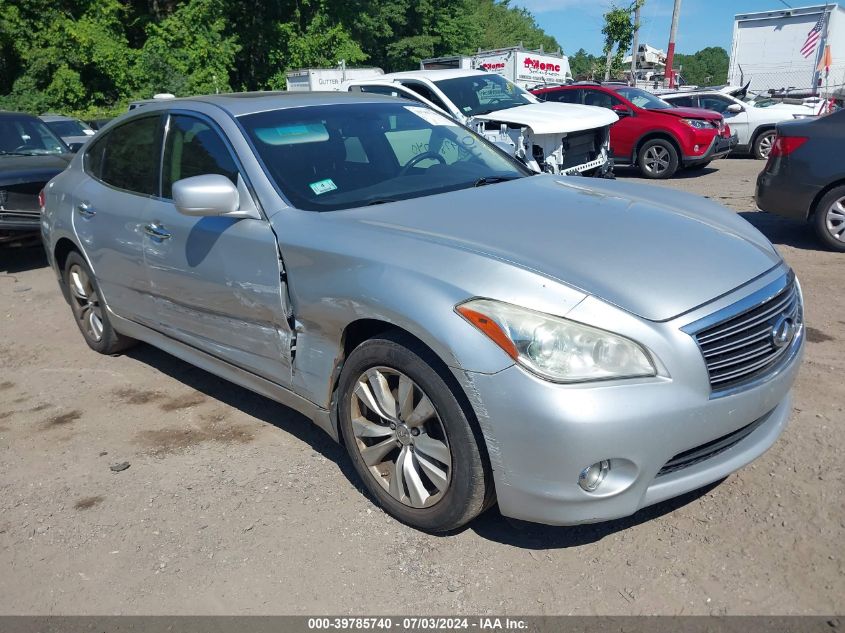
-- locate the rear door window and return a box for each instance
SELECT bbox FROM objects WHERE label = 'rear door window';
[668,95,697,108]
[541,89,582,104]
[87,115,162,196]
[698,95,734,114]
[582,90,618,109]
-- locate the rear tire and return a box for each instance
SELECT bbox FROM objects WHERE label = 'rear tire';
[338,332,491,532]
[63,251,135,354]
[812,186,845,252]
[637,139,679,179]
[752,129,776,160]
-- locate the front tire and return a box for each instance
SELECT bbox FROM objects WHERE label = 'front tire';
[637,139,679,179]
[753,129,776,160]
[63,251,135,354]
[812,186,845,252]
[338,333,491,532]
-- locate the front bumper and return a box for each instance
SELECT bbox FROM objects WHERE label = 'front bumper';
[682,133,733,165]
[452,269,803,526]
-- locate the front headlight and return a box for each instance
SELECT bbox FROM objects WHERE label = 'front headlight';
[456,299,656,383]
[681,118,712,130]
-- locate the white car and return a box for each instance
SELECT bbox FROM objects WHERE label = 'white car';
[660,90,813,159]
[344,69,618,177]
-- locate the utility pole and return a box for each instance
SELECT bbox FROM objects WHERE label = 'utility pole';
[630,2,641,86]
[665,0,682,88]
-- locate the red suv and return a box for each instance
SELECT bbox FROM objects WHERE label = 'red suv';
[532,84,734,179]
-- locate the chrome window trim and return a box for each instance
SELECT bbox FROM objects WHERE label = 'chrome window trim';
[682,271,803,399]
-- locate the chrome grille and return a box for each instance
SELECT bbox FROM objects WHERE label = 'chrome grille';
[693,276,802,393]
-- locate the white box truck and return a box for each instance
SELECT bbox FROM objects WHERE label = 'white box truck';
[285,67,383,92]
[729,4,845,97]
[421,46,572,89]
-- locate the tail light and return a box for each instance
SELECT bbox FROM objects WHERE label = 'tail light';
[38,189,46,212]
[769,135,808,158]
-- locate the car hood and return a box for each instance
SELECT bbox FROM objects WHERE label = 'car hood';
[345,175,781,321]
[0,154,72,187]
[652,106,722,120]
[472,102,618,134]
[758,102,817,115]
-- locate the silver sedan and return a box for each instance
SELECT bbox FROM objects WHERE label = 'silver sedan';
[41,92,804,531]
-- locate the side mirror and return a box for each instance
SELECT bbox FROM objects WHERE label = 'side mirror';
[726,103,743,113]
[173,174,245,217]
[611,104,632,117]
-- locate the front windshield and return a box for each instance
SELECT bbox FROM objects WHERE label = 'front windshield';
[45,119,93,137]
[0,117,66,155]
[240,102,530,212]
[614,87,673,110]
[434,74,535,117]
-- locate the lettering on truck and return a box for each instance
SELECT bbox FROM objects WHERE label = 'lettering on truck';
[480,62,506,71]
[522,57,561,73]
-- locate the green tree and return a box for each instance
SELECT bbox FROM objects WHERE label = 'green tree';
[569,48,600,80]
[601,1,642,81]
[137,0,239,96]
[0,0,563,114]
[674,46,729,86]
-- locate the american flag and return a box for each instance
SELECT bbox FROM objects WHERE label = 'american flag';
[800,15,825,58]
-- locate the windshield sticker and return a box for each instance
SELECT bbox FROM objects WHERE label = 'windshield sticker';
[404,106,457,127]
[254,122,329,146]
[309,178,338,195]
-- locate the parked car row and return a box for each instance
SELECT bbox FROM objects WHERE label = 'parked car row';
[659,89,815,160]
[532,83,736,179]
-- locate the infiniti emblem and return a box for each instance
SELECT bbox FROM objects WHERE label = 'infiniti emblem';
[771,314,796,349]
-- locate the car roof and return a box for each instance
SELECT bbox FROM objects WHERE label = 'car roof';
[0,110,41,120]
[380,69,490,82]
[661,91,724,98]
[123,90,414,117]
[39,114,79,122]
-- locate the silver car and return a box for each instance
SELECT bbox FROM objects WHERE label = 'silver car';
[42,92,804,532]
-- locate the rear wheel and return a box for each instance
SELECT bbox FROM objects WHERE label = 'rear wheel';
[338,333,491,532]
[812,186,845,252]
[637,139,679,179]
[64,251,135,354]
[753,129,776,160]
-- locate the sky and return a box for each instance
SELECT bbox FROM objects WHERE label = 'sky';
[511,0,810,55]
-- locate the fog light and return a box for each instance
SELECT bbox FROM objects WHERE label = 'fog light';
[579,460,611,492]
[694,144,700,153]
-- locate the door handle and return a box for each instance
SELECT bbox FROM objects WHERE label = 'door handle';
[77,202,96,218]
[143,222,172,240]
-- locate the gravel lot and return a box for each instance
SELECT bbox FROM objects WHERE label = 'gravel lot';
[0,157,842,615]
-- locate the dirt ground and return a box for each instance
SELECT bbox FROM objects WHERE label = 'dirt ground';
[0,158,842,615]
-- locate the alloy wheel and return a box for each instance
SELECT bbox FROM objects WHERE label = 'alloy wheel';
[825,197,845,243]
[758,132,775,159]
[643,146,670,175]
[68,264,104,342]
[350,367,452,508]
